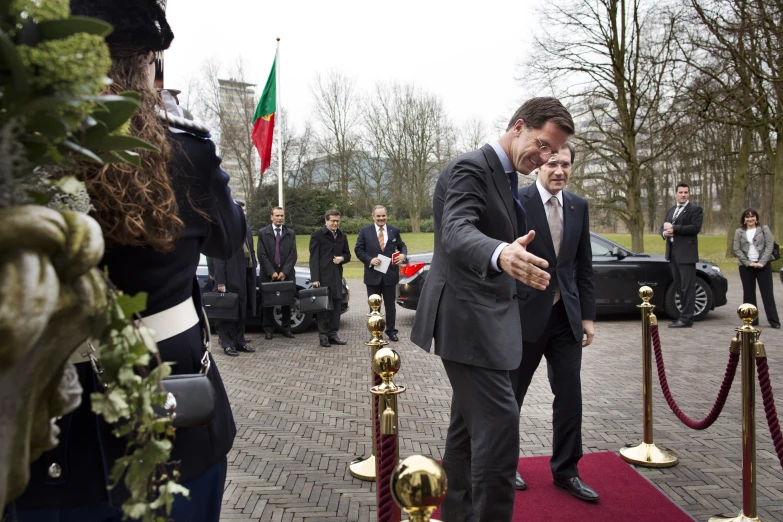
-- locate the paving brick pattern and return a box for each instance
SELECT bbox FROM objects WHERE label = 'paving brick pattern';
[218,272,783,521]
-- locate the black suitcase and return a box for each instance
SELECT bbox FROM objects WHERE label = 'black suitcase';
[202,291,240,321]
[298,287,332,314]
[260,280,296,307]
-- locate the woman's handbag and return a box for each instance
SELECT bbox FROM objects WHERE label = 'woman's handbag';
[155,308,217,428]
[202,290,239,321]
[298,287,332,313]
[763,226,780,261]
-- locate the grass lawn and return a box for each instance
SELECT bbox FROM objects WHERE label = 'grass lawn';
[256,231,740,279]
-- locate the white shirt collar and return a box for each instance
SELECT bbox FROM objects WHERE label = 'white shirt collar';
[375,223,387,236]
[535,179,564,208]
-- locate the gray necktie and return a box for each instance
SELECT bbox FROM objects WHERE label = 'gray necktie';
[548,196,561,304]
[673,204,684,220]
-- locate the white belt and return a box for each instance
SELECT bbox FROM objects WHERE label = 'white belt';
[70,296,199,364]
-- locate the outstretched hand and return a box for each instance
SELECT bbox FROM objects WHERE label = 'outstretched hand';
[498,231,550,290]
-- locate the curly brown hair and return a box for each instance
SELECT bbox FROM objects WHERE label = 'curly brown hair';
[77,54,183,252]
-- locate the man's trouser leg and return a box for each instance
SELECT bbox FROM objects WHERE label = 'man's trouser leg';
[678,262,696,323]
[441,360,519,522]
[327,298,342,338]
[366,283,398,335]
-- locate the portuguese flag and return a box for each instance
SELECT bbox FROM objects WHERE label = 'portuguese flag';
[252,59,276,174]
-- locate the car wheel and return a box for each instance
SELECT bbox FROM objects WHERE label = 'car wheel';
[272,296,314,334]
[664,277,713,321]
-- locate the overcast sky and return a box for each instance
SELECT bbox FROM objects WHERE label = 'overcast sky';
[165,0,541,136]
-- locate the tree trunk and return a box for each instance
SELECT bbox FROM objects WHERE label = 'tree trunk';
[774,134,783,240]
[726,127,751,256]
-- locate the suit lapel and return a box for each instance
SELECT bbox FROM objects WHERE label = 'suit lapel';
[521,183,557,260]
[482,145,518,237]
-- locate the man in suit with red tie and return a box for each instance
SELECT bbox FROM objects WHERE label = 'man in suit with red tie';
[354,205,408,341]
[513,143,599,502]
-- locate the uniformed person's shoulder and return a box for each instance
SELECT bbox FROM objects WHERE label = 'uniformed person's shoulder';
[157,108,212,140]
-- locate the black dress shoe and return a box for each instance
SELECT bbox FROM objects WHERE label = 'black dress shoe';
[223,346,238,356]
[282,330,295,338]
[319,340,331,348]
[388,333,399,342]
[668,320,692,328]
[771,323,781,329]
[553,476,600,502]
[515,471,528,491]
[328,336,347,345]
[264,332,274,340]
[237,344,256,353]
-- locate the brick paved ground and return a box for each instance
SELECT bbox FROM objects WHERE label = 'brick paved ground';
[218,272,783,521]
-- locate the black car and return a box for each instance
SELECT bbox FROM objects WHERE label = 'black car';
[396,232,728,321]
[197,255,349,333]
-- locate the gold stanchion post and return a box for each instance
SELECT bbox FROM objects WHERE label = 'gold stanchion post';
[619,286,679,467]
[349,295,387,481]
[391,455,447,522]
[371,348,405,522]
[710,304,769,522]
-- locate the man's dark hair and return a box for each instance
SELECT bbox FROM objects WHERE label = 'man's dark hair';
[325,209,341,221]
[676,182,690,190]
[561,143,575,163]
[506,97,574,134]
[235,200,245,208]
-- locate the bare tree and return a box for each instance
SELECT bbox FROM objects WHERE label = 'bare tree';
[364,83,449,232]
[311,71,361,201]
[522,0,685,251]
[457,116,488,154]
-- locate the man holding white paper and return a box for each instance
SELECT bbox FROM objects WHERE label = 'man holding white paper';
[355,205,408,341]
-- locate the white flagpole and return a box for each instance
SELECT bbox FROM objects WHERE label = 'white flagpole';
[276,38,283,208]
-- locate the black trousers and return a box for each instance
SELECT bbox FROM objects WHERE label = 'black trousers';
[366,282,398,335]
[217,320,244,349]
[316,298,342,340]
[262,305,292,334]
[669,249,696,323]
[512,300,583,479]
[440,360,519,522]
[739,264,780,326]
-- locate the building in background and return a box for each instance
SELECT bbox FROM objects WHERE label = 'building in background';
[218,78,257,203]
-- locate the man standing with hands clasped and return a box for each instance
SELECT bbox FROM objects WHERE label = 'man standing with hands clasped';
[354,205,407,341]
[258,206,297,340]
[411,98,574,522]
[513,143,598,502]
[661,183,703,328]
[309,209,351,348]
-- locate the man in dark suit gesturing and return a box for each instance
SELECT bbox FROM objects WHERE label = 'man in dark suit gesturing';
[258,206,297,340]
[309,209,351,348]
[354,205,408,341]
[513,144,598,502]
[411,98,574,522]
[660,182,703,328]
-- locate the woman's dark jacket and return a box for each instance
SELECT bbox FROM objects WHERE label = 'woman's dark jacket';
[14,124,245,509]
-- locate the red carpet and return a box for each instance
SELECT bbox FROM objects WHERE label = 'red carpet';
[433,451,695,521]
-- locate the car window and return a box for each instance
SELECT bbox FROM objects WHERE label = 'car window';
[591,238,613,257]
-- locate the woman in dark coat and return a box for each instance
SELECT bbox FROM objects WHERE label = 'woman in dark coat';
[733,208,780,328]
[213,204,257,355]
[10,1,245,521]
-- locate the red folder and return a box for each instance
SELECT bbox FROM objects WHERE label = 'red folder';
[392,252,402,264]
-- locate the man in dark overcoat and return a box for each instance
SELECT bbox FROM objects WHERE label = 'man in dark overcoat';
[213,202,257,355]
[354,205,407,341]
[257,206,297,340]
[309,209,351,347]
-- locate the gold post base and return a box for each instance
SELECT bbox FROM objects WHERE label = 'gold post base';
[619,442,679,468]
[709,513,767,522]
[349,454,376,481]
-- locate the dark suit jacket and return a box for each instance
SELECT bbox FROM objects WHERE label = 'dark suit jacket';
[213,221,257,318]
[410,144,522,371]
[257,224,297,282]
[355,224,408,285]
[660,202,703,264]
[309,226,351,299]
[518,183,595,343]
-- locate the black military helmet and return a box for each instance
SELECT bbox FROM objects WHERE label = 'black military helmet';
[69,0,174,57]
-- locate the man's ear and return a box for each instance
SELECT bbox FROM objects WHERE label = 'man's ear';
[514,119,526,136]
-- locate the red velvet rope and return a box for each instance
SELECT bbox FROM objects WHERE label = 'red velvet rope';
[756,357,783,472]
[376,432,399,522]
[650,324,739,429]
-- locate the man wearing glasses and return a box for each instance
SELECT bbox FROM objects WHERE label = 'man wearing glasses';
[513,143,599,502]
[310,209,351,347]
[411,98,574,521]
